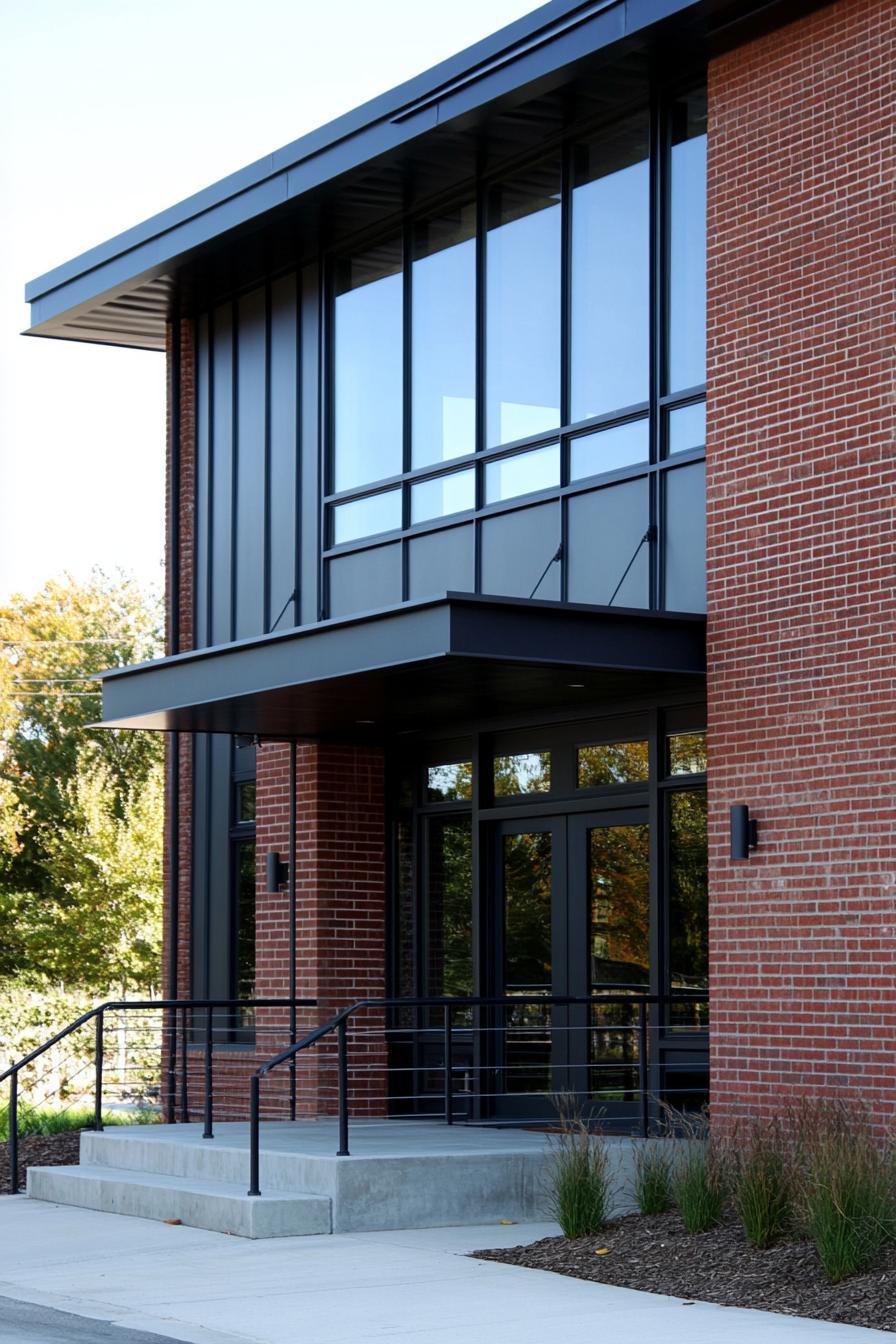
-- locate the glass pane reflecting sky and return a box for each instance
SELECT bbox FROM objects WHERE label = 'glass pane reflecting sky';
[668,93,707,394]
[571,115,649,421]
[411,469,475,523]
[333,241,403,492]
[412,206,477,469]
[570,418,648,481]
[332,488,402,545]
[485,443,559,503]
[668,400,706,455]
[486,162,561,448]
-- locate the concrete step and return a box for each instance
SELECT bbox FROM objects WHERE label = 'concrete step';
[76,1127,556,1231]
[26,1164,332,1239]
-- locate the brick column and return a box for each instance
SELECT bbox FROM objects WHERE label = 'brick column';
[194,741,387,1122]
[705,0,896,1129]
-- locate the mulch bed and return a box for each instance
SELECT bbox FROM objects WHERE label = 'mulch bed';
[473,1211,896,1334]
[0,1130,81,1194]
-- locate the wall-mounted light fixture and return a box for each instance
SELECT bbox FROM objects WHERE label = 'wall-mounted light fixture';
[730,805,758,861]
[266,850,290,892]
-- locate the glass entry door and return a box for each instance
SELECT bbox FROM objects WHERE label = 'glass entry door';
[497,820,565,1109]
[493,809,650,1120]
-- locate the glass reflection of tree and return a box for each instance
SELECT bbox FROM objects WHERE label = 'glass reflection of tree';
[503,831,553,1093]
[589,824,649,1099]
[669,789,708,1029]
[427,760,473,802]
[578,739,648,787]
[589,825,649,983]
[428,818,474,1003]
[494,751,551,797]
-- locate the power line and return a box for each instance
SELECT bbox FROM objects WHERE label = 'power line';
[13,678,97,685]
[0,638,150,646]
[11,691,101,698]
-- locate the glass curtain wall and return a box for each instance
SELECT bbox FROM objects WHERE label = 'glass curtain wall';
[326,85,707,619]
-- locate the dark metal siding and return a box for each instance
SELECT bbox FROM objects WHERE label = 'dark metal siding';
[269,273,299,631]
[193,275,311,649]
[235,288,267,640]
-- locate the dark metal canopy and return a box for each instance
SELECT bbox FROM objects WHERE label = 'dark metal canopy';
[95,593,705,739]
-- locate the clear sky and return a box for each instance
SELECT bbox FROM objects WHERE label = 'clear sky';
[0,0,544,605]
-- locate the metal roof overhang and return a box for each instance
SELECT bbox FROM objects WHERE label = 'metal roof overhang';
[24,0,825,350]
[95,594,706,739]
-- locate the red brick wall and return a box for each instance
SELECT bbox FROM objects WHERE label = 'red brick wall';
[706,0,896,1127]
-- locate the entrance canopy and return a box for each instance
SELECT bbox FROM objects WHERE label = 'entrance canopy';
[95,594,706,738]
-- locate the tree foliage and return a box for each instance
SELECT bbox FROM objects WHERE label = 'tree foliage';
[0,571,164,991]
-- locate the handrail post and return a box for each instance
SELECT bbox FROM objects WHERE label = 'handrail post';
[337,1019,349,1156]
[248,1075,261,1197]
[94,1010,105,1132]
[9,1072,18,1195]
[443,1004,453,1126]
[638,999,649,1138]
[165,1005,176,1125]
[203,1005,214,1139]
[179,1005,188,1123]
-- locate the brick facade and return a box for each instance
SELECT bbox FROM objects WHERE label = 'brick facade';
[705,0,896,1126]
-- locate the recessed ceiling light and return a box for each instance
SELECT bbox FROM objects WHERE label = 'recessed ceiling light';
[568,683,585,689]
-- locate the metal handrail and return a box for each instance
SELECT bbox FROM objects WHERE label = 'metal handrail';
[3,996,317,1195]
[247,988,709,1196]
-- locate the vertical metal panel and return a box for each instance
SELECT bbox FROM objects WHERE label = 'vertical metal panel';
[210,303,234,646]
[191,733,211,998]
[300,263,320,624]
[206,735,233,999]
[235,287,267,639]
[195,315,211,649]
[269,273,299,629]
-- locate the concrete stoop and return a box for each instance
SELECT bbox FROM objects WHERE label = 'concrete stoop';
[26,1164,330,1238]
[25,1122,592,1239]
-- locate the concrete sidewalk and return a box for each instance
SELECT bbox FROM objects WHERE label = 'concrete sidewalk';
[0,1196,887,1344]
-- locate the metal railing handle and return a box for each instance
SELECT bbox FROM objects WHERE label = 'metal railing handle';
[203,1006,214,1139]
[443,1004,453,1126]
[9,1072,18,1196]
[94,1010,105,1134]
[337,1020,349,1157]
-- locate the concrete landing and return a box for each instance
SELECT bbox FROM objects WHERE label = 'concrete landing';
[25,1120,638,1238]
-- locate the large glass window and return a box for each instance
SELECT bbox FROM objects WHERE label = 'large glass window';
[412,205,477,468]
[333,239,403,492]
[325,89,706,618]
[668,92,707,394]
[486,161,561,448]
[571,114,649,421]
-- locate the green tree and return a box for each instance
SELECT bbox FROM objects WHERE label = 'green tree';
[0,571,164,991]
